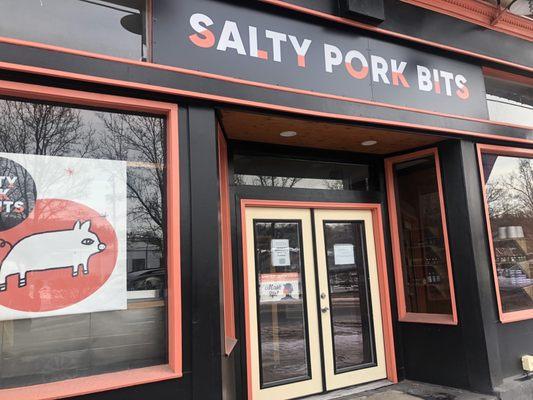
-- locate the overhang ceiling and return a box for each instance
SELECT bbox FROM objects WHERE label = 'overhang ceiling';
[219,109,446,155]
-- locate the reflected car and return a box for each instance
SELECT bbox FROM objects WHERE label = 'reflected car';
[127,268,166,290]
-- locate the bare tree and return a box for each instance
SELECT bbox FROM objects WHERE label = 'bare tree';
[505,159,533,216]
[0,101,95,156]
[0,101,96,225]
[486,176,519,219]
[95,112,165,249]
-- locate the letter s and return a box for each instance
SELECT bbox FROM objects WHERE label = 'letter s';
[455,74,470,100]
[189,13,215,48]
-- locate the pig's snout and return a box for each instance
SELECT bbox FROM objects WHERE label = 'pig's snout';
[98,243,106,251]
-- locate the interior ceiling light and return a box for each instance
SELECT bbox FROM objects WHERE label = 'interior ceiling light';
[361,140,378,146]
[280,130,298,137]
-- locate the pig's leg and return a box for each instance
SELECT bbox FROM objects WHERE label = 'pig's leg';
[18,272,27,288]
[82,263,89,275]
[72,264,80,277]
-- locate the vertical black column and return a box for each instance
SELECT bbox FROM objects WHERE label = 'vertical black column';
[439,140,502,393]
[189,106,223,400]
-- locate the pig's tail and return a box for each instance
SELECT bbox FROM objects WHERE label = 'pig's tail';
[0,240,11,248]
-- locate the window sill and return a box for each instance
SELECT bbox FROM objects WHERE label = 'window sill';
[400,312,458,325]
[500,309,533,324]
[0,364,181,400]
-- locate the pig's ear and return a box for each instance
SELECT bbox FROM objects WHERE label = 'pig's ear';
[80,221,91,231]
[73,220,82,230]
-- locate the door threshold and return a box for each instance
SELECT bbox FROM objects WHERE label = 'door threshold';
[303,380,394,400]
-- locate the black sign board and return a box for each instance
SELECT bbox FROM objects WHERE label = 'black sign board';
[154,0,488,119]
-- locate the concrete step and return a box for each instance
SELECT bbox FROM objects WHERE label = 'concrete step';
[494,374,533,400]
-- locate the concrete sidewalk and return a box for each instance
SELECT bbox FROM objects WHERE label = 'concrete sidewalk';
[307,380,497,400]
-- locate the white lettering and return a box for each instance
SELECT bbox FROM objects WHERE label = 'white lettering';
[265,30,287,62]
[324,43,342,73]
[217,20,246,55]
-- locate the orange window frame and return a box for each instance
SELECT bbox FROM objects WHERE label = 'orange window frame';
[385,148,458,325]
[477,143,533,324]
[218,125,237,355]
[0,79,181,400]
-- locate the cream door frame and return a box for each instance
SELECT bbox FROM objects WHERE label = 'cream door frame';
[314,209,387,391]
[243,207,323,400]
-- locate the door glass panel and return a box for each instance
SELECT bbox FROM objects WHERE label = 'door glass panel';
[253,220,310,387]
[323,221,375,372]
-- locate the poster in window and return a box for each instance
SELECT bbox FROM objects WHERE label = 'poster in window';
[0,152,127,320]
[259,272,300,303]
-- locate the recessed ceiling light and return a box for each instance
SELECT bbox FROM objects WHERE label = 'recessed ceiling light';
[280,130,298,137]
[361,140,378,146]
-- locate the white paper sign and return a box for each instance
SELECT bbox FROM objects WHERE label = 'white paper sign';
[271,239,290,266]
[334,244,355,265]
[0,152,127,321]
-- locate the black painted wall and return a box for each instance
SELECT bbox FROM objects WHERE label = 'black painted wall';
[458,141,533,383]
[274,0,533,72]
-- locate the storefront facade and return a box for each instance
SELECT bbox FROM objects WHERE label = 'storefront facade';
[0,1,531,399]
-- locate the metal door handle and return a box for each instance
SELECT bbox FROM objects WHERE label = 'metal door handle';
[321,307,329,313]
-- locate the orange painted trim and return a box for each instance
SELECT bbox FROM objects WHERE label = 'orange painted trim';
[218,125,237,355]
[385,148,459,325]
[0,81,182,399]
[0,365,180,400]
[2,37,532,133]
[240,199,398,400]
[477,143,533,324]
[0,60,532,150]
[259,0,533,74]
[401,0,533,42]
[483,66,533,87]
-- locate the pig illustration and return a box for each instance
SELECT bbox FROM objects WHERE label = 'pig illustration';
[0,220,106,291]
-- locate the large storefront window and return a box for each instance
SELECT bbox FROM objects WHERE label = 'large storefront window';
[0,96,168,388]
[0,0,148,60]
[385,149,457,325]
[485,76,533,126]
[479,145,533,322]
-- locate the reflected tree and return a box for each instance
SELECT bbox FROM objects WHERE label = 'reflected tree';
[506,159,533,215]
[95,113,165,250]
[0,101,95,156]
[0,100,96,221]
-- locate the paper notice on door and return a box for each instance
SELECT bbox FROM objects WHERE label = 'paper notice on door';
[334,244,355,265]
[271,239,290,266]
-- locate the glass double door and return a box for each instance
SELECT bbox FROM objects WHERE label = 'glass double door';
[244,207,387,400]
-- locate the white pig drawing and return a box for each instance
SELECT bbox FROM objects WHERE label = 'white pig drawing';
[0,220,107,291]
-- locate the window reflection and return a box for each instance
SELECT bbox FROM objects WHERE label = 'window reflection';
[0,97,167,388]
[233,154,373,191]
[485,76,533,126]
[482,153,533,313]
[323,221,375,372]
[254,220,310,387]
[0,0,148,60]
[392,155,453,315]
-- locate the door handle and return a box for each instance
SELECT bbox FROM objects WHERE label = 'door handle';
[321,307,329,313]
